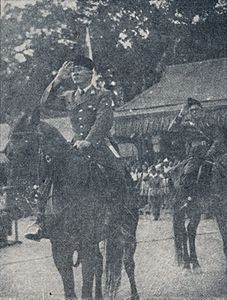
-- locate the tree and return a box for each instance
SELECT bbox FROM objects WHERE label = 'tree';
[1,0,226,121]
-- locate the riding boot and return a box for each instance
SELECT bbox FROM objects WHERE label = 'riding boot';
[24,214,45,241]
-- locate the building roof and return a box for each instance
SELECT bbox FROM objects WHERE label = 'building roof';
[116,58,227,115]
[113,58,227,137]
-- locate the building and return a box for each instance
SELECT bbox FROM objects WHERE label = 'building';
[1,58,226,163]
[113,58,227,162]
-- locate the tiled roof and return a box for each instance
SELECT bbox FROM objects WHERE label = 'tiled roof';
[114,58,227,137]
[117,58,227,113]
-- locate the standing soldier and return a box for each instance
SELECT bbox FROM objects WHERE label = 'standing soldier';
[25,56,131,240]
[168,97,226,202]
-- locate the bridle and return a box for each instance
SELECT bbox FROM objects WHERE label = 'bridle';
[8,127,84,217]
[6,128,54,199]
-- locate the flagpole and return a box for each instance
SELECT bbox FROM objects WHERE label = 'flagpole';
[85,25,97,87]
[85,26,93,60]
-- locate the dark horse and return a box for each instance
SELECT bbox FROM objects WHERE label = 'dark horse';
[5,109,139,300]
[169,157,227,274]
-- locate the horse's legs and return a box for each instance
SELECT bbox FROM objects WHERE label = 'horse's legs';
[173,210,183,265]
[81,245,96,300]
[95,244,103,300]
[173,208,190,268]
[215,208,227,273]
[187,211,201,271]
[124,240,139,300]
[153,196,161,220]
[182,223,191,270]
[51,241,76,299]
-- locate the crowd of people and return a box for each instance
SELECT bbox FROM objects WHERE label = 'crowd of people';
[128,158,179,220]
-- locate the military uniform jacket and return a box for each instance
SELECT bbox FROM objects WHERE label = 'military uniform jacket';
[168,114,226,159]
[41,80,114,148]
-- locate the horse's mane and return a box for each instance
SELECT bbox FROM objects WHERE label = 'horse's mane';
[39,121,70,154]
[9,112,107,192]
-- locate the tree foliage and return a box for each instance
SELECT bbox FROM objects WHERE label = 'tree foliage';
[1,0,226,121]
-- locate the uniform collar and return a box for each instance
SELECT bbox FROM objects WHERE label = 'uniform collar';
[77,84,93,95]
[73,84,96,107]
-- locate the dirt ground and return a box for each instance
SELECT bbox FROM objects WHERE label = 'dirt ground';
[0,212,227,300]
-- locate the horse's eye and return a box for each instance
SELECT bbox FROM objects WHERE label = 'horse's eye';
[45,155,52,163]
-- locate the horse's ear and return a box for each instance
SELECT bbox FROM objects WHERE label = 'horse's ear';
[30,107,40,126]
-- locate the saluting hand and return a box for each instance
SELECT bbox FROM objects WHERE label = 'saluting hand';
[55,61,74,83]
[179,104,188,117]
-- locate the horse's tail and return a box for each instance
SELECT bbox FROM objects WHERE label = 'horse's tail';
[105,226,124,298]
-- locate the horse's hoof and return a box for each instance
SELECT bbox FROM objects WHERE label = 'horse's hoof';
[177,261,183,267]
[176,255,183,267]
[193,266,203,274]
[192,262,203,274]
[182,266,191,276]
[131,294,140,300]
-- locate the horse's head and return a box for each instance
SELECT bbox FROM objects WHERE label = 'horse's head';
[5,108,93,188]
[5,109,41,169]
[5,108,69,178]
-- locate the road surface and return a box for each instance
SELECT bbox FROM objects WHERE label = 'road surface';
[0,212,227,299]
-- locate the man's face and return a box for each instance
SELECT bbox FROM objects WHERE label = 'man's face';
[142,164,147,171]
[189,104,204,121]
[131,166,136,172]
[71,65,93,87]
[150,167,156,175]
[163,161,168,167]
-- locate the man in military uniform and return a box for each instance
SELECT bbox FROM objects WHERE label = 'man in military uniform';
[168,97,226,200]
[26,56,129,240]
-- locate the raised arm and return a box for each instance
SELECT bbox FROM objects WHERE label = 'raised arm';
[168,104,188,132]
[40,61,74,111]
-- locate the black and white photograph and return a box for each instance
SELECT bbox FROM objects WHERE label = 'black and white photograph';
[0,0,227,299]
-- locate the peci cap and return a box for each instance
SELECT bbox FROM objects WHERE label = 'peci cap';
[187,97,203,109]
[71,55,94,71]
